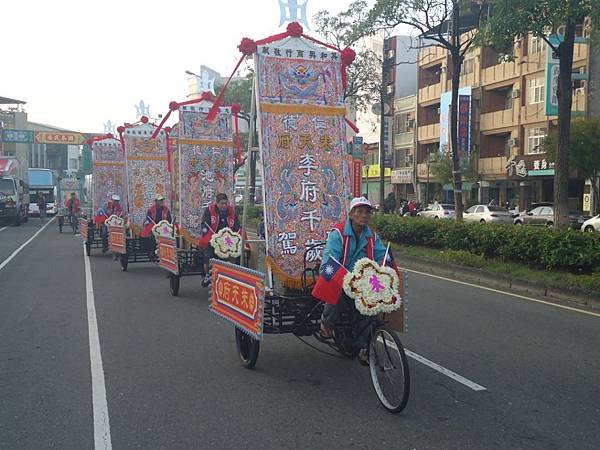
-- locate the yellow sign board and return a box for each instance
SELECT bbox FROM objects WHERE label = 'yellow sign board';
[35,131,85,145]
[362,165,392,178]
[583,193,591,212]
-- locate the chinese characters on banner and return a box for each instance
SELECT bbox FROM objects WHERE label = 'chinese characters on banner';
[92,138,127,217]
[177,104,234,243]
[256,41,351,284]
[124,124,170,233]
[458,95,471,156]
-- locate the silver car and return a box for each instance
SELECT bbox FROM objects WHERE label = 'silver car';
[417,203,455,219]
[581,214,600,232]
[464,205,514,224]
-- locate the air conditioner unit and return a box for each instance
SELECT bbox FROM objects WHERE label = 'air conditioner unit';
[405,120,414,129]
[507,138,519,147]
[511,89,520,98]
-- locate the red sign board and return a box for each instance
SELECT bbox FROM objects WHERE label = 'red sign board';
[80,219,88,242]
[109,225,126,254]
[209,260,265,340]
[352,159,362,197]
[158,236,178,274]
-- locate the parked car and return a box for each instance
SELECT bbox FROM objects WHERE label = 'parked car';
[417,203,455,219]
[464,205,514,224]
[581,214,600,232]
[514,205,586,229]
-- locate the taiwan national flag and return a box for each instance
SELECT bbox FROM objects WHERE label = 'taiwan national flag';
[311,256,348,305]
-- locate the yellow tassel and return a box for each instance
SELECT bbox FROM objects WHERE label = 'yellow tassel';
[265,256,306,290]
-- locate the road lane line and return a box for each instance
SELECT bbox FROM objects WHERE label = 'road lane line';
[0,218,55,272]
[404,349,487,391]
[83,244,112,450]
[400,267,600,319]
[0,226,8,232]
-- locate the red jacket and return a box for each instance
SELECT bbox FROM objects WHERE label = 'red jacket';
[66,198,80,213]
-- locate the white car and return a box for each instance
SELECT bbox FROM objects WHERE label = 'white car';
[581,214,600,232]
[464,205,514,224]
[417,203,455,219]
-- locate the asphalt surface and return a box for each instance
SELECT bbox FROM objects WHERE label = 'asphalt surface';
[1,218,599,449]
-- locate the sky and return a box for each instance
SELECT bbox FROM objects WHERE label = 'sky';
[1,0,373,133]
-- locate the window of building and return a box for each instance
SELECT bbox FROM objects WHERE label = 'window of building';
[460,58,475,76]
[528,77,545,104]
[69,158,79,170]
[529,36,543,54]
[527,127,547,154]
[505,89,514,110]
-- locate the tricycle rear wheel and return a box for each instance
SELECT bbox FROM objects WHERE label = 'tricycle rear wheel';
[235,328,260,369]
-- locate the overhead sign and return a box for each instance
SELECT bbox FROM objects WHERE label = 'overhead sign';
[1,129,34,143]
[391,167,414,184]
[362,165,392,178]
[506,155,555,178]
[35,131,85,145]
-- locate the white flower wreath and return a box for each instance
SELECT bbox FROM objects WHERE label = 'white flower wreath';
[343,257,402,316]
[210,227,243,259]
[152,220,174,237]
[105,215,124,227]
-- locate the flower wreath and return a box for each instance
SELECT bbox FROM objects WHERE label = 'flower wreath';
[210,227,243,259]
[152,220,174,238]
[105,215,124,227]
[343,258,402,316]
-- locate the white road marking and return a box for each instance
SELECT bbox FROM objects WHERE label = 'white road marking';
[83,244,112,450]
[400,266,600,319]
[0,226,8,232]
[405,349,487,391]
[0,218,54,272]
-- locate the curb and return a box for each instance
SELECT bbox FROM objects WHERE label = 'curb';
[397,253,600,313]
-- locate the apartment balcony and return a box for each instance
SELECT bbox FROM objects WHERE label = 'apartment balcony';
[417,162,431,180]
[459,72,478,89]
[417,123,440,143]
[520,103,546,124]
[481,61,518,87]
[573,91,587,114]
[480,108,518,133]
[573,42,589,62]
[479,156,508,177]
[394,131,414,148]
[418,83,442,105]
[419,45,446,67]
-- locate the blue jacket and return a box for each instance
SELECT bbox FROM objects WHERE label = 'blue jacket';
[320,218,387,273]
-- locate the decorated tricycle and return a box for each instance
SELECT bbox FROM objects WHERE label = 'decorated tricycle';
[207,24,410,413]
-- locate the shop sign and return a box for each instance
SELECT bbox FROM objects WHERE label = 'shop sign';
[506,155,555,178]
[1,129,34,143]
[583,193,591,212]
[35,131,85,145]
[391,167,413,184]
[362,164,392,178]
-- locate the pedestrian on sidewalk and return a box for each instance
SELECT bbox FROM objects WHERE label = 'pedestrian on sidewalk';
[38,193,46,224]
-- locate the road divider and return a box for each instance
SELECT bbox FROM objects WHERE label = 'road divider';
[0,218,54,272]
[83,243,112,450]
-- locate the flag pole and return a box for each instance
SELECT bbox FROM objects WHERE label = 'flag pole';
[381,242,390,266]
[329,255,349,273]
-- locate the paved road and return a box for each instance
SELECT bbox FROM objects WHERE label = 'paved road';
[1,219,599,449]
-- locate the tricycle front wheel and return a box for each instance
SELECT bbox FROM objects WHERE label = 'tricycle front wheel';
[235,328,260,369]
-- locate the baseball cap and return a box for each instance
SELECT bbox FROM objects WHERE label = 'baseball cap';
[349,197,373,212]
[111,194,121,201]
[155,194,165,201]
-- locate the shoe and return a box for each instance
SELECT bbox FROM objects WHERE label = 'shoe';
[357,349,369,366]
[201,274,211,288]
[318,321,333,339]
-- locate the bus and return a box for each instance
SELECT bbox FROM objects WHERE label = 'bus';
[28,168,57,216]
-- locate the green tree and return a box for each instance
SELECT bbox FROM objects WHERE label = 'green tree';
[314,1,382,112]
[544,117,600,214]
[484,0,598,228]
[352,0,489,221]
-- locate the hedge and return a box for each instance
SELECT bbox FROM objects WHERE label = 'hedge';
[371,215,600,272]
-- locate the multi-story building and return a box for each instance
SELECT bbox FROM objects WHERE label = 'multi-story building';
[391,94,416,201]
[416,27,590,211]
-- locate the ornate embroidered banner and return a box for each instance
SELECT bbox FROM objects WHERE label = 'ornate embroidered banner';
[177,103,234,243]
[92,138,127,216]
[255,39,351,285]
[124,124,169,233]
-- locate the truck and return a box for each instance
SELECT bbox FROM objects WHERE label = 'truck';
[28,168,57,216]
[0,156,30,226]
